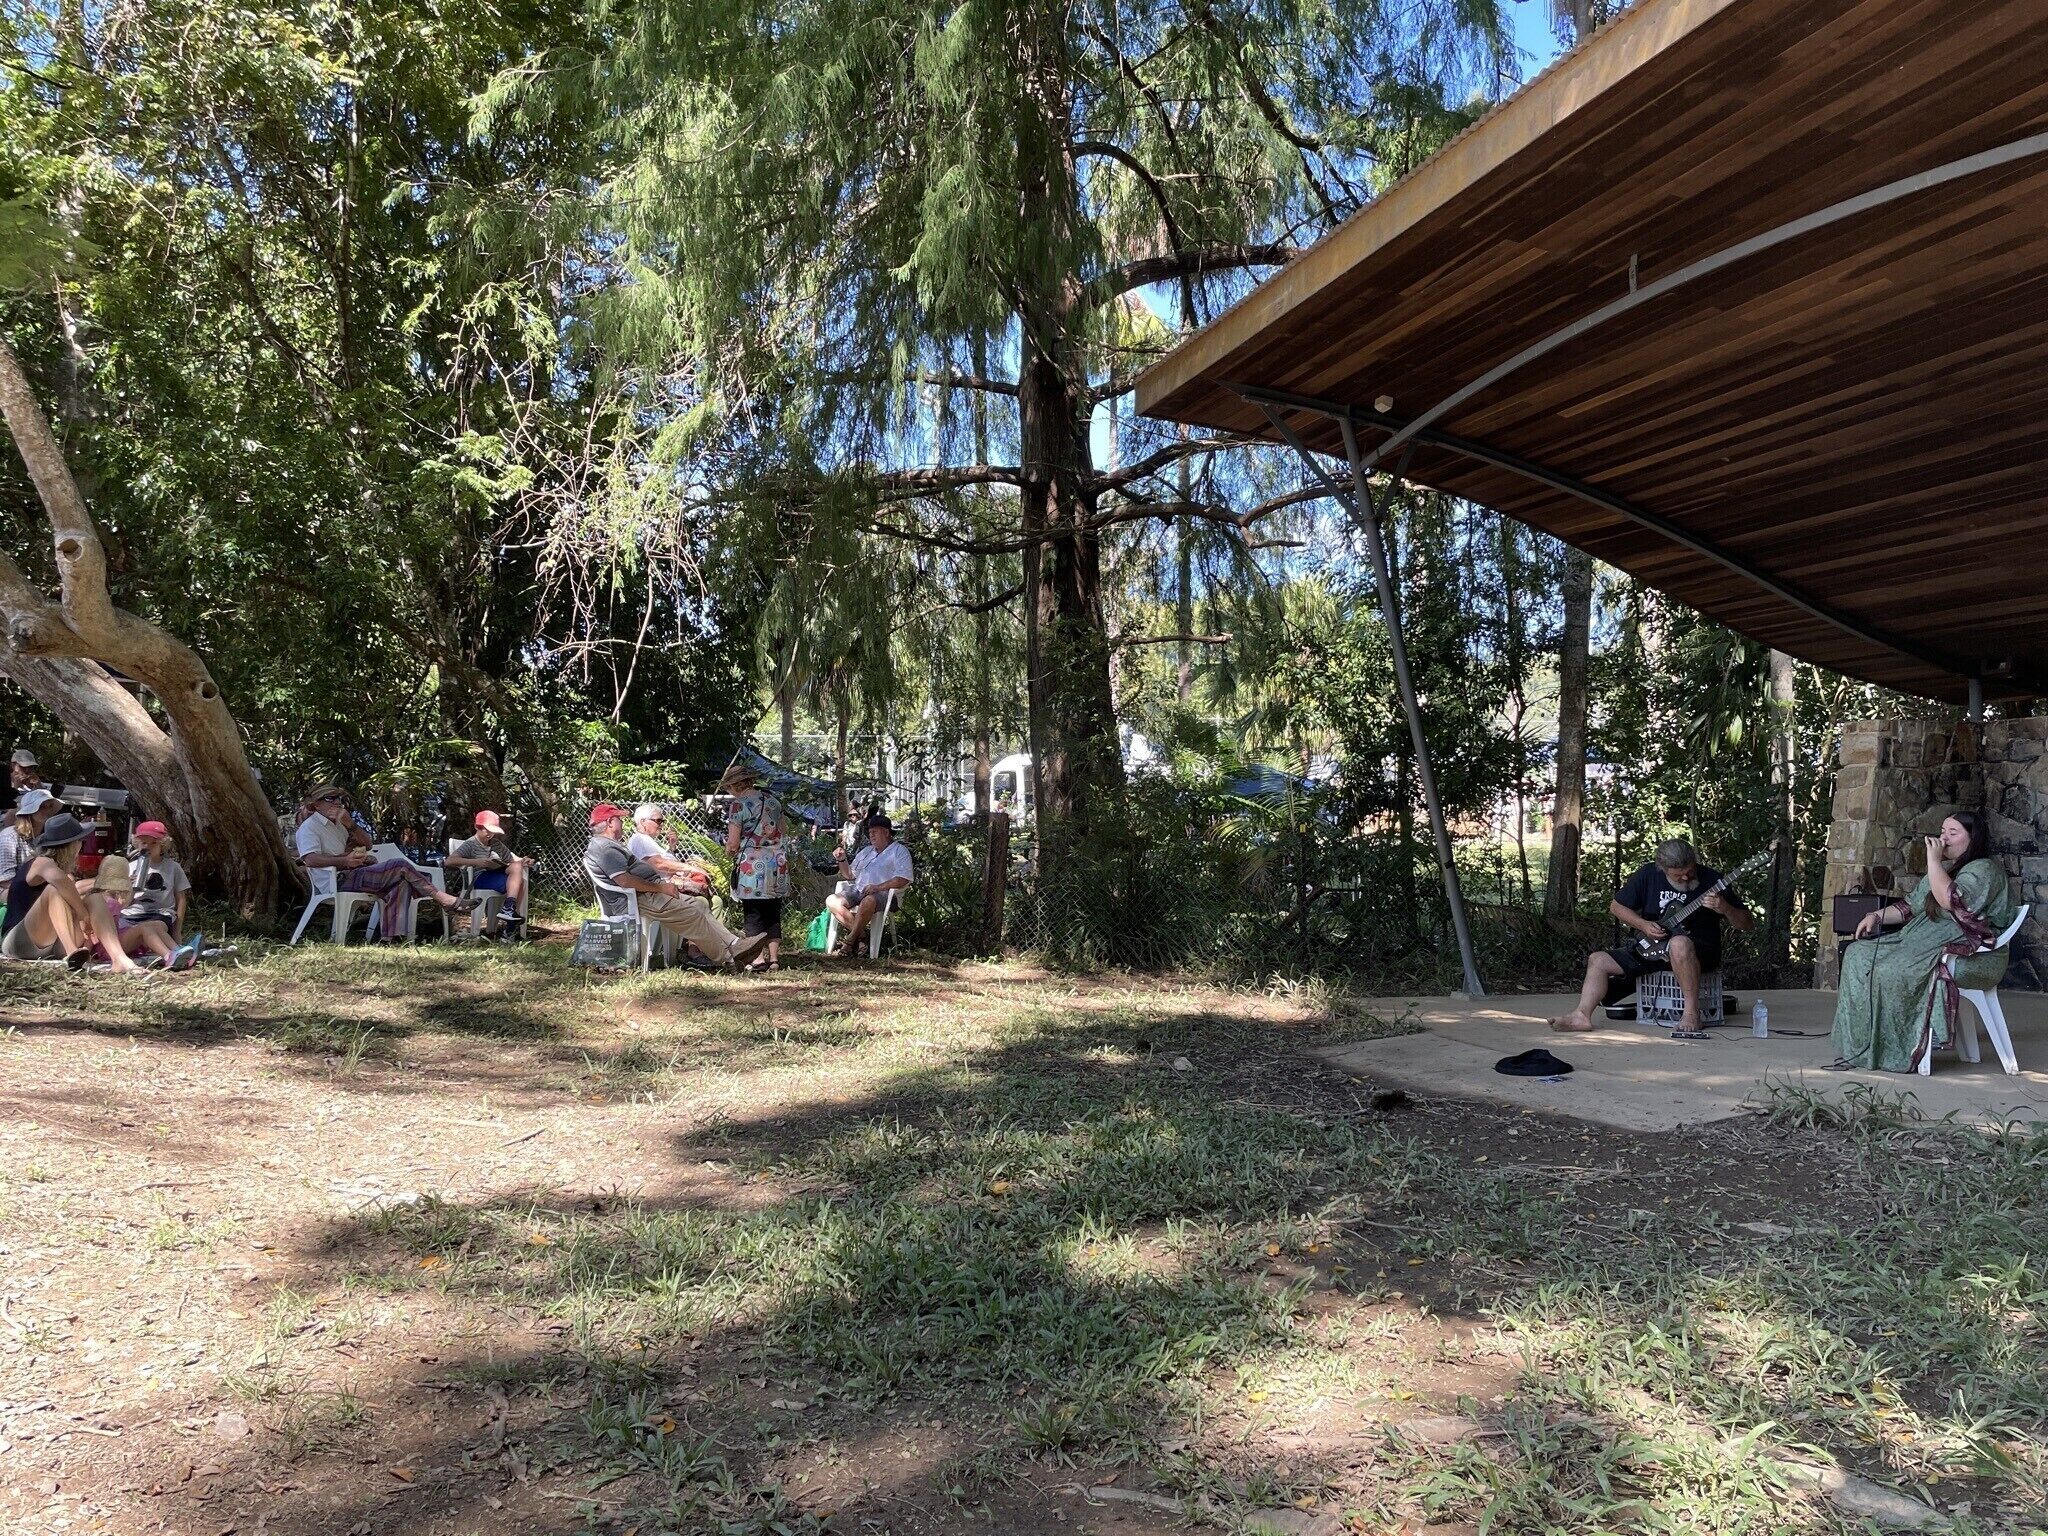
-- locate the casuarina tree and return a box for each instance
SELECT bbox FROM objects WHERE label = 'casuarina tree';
[495,0,1509,870]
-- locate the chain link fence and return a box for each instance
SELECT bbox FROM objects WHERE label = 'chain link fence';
[348,783,1615,985]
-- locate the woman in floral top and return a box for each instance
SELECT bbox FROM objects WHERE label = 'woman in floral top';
[722,763,791,971]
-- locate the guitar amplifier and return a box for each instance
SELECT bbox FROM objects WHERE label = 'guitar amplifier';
[1831,894,1886,937]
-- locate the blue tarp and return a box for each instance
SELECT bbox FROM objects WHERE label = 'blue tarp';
[724,745,844,827]
[1225,763,1316,804]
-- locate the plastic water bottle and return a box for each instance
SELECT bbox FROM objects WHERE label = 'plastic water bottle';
[1752,1000,1770,1038]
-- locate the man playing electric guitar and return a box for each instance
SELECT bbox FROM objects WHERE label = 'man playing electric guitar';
[1549,838,1755,1041]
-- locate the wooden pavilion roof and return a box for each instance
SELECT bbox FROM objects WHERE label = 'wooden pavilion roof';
[1135,0,2048,704]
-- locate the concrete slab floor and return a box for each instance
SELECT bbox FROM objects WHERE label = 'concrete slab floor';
[1318,988,2048,1133]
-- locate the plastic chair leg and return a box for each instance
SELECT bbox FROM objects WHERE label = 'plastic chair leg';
[1956,1008,1983,1063]
[290,895,329,945]
[1965,989,2020,1075]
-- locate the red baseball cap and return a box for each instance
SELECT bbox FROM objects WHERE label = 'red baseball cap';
[474,809,504,832]
[588,803,624,827]
[134,819,170,840]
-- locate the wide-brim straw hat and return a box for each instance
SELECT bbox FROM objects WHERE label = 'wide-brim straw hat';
[718,762,757,792]
[305,783,350,806]
[92,853,134,895]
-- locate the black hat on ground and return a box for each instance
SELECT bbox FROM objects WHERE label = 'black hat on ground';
[1494,1047,1573,1077]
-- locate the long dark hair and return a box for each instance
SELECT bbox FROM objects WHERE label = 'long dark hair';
[1924,808,1994,920]
[1949,808,1992,867]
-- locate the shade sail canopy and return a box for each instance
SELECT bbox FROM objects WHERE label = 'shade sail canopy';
[1136,0,2048,704]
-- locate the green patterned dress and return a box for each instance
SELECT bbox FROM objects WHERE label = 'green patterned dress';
[1831,858,2014,1072]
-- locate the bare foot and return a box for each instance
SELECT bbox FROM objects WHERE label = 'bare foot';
[1548,1011,1594,1032]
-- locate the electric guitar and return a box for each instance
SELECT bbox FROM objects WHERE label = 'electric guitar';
[1629,850,1772,960]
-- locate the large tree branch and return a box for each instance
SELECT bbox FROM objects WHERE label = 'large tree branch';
[1081,243,1295,311]
[1111,630,1233,652]
[1093,434,1245,492]
[0,328,295,907]
[817,368,1018,397]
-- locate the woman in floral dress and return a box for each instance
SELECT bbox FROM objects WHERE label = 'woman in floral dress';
[1832,810,2015,1072]
[722,763,791,971]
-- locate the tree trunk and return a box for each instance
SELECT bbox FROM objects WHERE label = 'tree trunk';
[1017,323,1123,861]
[1765,647,1798,969]
[1176,450,1195,702]
[779,683,796,765]
[0,330,296,913]
[1544,546,1594,920]
[1014,33,1122,875]
[969,334,994,828]
[832,691,850,820]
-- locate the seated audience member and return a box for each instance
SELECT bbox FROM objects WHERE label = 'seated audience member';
[825,814,913,957]
[124,820,191,941]
[582,803,768,969]
[626,804,703,884]
[294,785,472,938]
[10,747,49,807]
[0,787,59,919]
[84,854,187,970]
[0,813,139,970]
[446,809,530,939]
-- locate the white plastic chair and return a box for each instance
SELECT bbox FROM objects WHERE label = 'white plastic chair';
[445,838,506,934]
[590,874,676,972]
[1926,903,2030,1076]
[288,863,379,945]
[827,886,899,959]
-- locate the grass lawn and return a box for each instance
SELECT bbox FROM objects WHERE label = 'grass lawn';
[0,939,2042,1535]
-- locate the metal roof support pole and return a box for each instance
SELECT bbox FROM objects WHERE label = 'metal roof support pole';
[1969,676,1984,725]
[1252,397,1486,997]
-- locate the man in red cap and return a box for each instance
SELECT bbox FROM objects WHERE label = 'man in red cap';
[124,819,190,940]
[582,804,767,969]
[446,809,530,940]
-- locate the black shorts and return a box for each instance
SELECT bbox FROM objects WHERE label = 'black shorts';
[740,898,783,937]
[1603,936,1722,998]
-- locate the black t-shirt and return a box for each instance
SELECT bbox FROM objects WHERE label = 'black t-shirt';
[1616,863,1734,944]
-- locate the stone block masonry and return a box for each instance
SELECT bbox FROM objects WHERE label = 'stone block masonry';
[1817,717,2046,990]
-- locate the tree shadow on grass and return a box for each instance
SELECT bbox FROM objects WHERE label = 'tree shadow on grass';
[32,964,2048,1533]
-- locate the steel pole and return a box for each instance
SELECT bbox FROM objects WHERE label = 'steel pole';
[1248,395,1486,995]
[1335,420,1486,996]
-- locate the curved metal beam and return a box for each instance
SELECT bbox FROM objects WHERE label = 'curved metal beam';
[1359,129,2048,474]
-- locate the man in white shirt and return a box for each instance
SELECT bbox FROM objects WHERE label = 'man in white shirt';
[826,815,913,957]
[294,785,470,939]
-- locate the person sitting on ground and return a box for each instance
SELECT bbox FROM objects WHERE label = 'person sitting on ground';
[123,820,191,942]
[0,787,59,925]
[83,853,187,970]
[1549,837,1752,1040]
[722,763,791,972]
[825,814,914,958]
[445,809,531,939]
[0,813,141,970]
[1831,810,2015,1073]
[294,785,472,939]
[582,803,768,970]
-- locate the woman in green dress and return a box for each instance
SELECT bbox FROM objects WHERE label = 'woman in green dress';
[1832,810,2014,1072]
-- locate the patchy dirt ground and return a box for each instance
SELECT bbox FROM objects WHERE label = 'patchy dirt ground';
[0,945,2038,1536]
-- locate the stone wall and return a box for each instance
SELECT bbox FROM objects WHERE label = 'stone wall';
[1817,717,2048,989]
